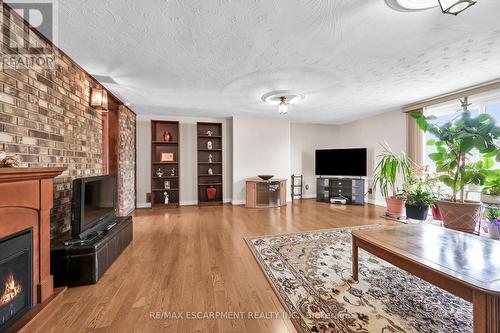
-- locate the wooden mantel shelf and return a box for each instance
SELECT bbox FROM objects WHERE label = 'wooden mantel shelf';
[0,167,66,182]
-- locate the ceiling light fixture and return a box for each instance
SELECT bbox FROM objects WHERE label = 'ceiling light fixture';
[261,90,305,115]
[438,0,476,15]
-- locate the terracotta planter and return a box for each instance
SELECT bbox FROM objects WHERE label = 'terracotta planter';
[385,197,406,217]
[436,200,482,234]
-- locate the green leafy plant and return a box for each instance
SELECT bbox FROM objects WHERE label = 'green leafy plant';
[404,167,437,207]
[373,144,412,198]
[482,169,500,196]
[411,98,500,202]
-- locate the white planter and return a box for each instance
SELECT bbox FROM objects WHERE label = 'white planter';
[481,193,500,205]
[489,223,500,240]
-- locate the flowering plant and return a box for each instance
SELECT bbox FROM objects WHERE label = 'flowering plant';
[0,152,20,168]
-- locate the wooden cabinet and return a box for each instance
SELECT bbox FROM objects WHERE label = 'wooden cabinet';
[197,122,223,205]
[246,178,287,208]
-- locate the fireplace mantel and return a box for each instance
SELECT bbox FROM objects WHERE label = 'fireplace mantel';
[0,167,66,332]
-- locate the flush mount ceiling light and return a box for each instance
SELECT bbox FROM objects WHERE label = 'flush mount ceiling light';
[385,0,476,14]
[438,0,476,15]
[261,90,305,115]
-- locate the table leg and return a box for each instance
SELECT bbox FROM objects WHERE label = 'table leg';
[473,290,500,333]
[352,237,358,281]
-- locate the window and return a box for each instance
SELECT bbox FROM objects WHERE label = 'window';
[423,92,500,198]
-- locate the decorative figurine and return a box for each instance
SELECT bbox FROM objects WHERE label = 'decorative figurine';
[207,141,213,150]
[208,154,213,163]
[164,191,169,204]
[208,167,213,175]
[170,168,175,177]
[156,168,163,177]
[163,130,171,142]
[164,180,170,190]
[206,130,212,137]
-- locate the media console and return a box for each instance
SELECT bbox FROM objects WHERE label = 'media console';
[316,177,365,205]
[50,216,133,287]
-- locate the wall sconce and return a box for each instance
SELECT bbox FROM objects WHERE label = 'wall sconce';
[90,87,108,110]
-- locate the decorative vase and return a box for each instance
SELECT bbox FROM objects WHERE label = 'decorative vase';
[207,141,213,150]
[207,186,217,200]
[431,204,443,220]
[436,199,482,234]
[385,197,406,217]
[163,131,171,142]
[156,168,163,177]
[405,204,429,221]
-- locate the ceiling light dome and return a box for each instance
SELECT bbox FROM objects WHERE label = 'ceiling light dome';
[438,0,476,15]
[385,0,438,11]
[261,90,305,115]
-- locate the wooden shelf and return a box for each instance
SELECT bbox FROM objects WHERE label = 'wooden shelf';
[151,120,180,208]
[197,122,223,206]
[152,141,179,145]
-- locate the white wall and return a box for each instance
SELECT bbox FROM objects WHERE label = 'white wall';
[290,123,340,198]
[232,116,291,204]
[337,110,407,205]
[136,115,232,207]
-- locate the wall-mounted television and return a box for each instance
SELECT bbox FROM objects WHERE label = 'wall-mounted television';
[71,175,116,239]
[315,148,367,177]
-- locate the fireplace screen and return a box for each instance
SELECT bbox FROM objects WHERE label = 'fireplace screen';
[0,229,32,332]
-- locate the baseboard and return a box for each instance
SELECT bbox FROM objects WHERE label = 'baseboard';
[231,200,246,205]
[136,203,151,209]
[301,194,316,199]
[366,198,386,207]
[179,200,198,206]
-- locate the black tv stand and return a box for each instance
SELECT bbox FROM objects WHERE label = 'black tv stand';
[316,177,365,205]
[51,216,133,287]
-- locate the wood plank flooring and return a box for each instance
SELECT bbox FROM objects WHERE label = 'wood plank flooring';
[38,200,390,333]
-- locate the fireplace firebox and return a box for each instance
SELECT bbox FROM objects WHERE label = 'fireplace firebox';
[0,229,32,332]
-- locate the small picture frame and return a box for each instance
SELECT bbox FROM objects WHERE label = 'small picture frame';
[160,152,175,162]
[164,180,171,190]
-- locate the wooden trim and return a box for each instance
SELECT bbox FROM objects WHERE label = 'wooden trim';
[406,111,424,165]
[401,78,500,112]
[0,168,66,182]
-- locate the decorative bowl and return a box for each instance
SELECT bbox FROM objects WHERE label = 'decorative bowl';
[258,175,274,180]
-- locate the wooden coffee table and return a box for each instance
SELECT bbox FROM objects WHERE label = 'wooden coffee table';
[352,224,500,333]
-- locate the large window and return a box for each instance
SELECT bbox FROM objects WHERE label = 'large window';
[423,92,500,197]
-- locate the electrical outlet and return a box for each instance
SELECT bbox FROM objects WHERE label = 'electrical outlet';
[305,184,309,190]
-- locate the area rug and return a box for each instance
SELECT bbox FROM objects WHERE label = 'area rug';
[246,226,472,333]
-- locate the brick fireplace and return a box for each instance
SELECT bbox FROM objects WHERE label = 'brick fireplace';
[0,168,65,332]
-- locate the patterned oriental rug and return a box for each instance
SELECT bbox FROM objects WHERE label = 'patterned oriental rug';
[246,226,473,333]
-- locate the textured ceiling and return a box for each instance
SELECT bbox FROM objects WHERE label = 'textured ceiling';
[55,0,500,123]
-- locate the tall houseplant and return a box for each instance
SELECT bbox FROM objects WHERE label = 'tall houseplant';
[411,98,500,233]
[373,144,412,217]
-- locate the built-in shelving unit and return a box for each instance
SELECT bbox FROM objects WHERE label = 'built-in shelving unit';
[197,122,223,206]
[150,120,180,208]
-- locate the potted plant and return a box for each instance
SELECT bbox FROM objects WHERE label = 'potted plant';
[411,98,500,233]
[481,170,500,204]
[373,144,412,217]
[485,208,500,240]
[403,166,436,220]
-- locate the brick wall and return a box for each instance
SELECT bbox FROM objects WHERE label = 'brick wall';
[0,2,135,235]
[117,105,136,216]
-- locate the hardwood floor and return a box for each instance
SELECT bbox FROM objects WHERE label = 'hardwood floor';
[39,200,391,333]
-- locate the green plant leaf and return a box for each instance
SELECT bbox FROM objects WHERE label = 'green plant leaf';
[426,139,436,145]
[484,157,494,169]
[429,152,443,161]
[438,175,455,188]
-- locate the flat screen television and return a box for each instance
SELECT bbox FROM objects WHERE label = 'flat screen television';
[315,148,367,177]
[71,175,116,239]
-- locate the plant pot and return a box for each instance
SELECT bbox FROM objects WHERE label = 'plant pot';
[431,205,443,221]
[385,197,406,217]
[481,193,500,205]
[489,223,500,240]
[436,199,482,234]
[405,204,429,221]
